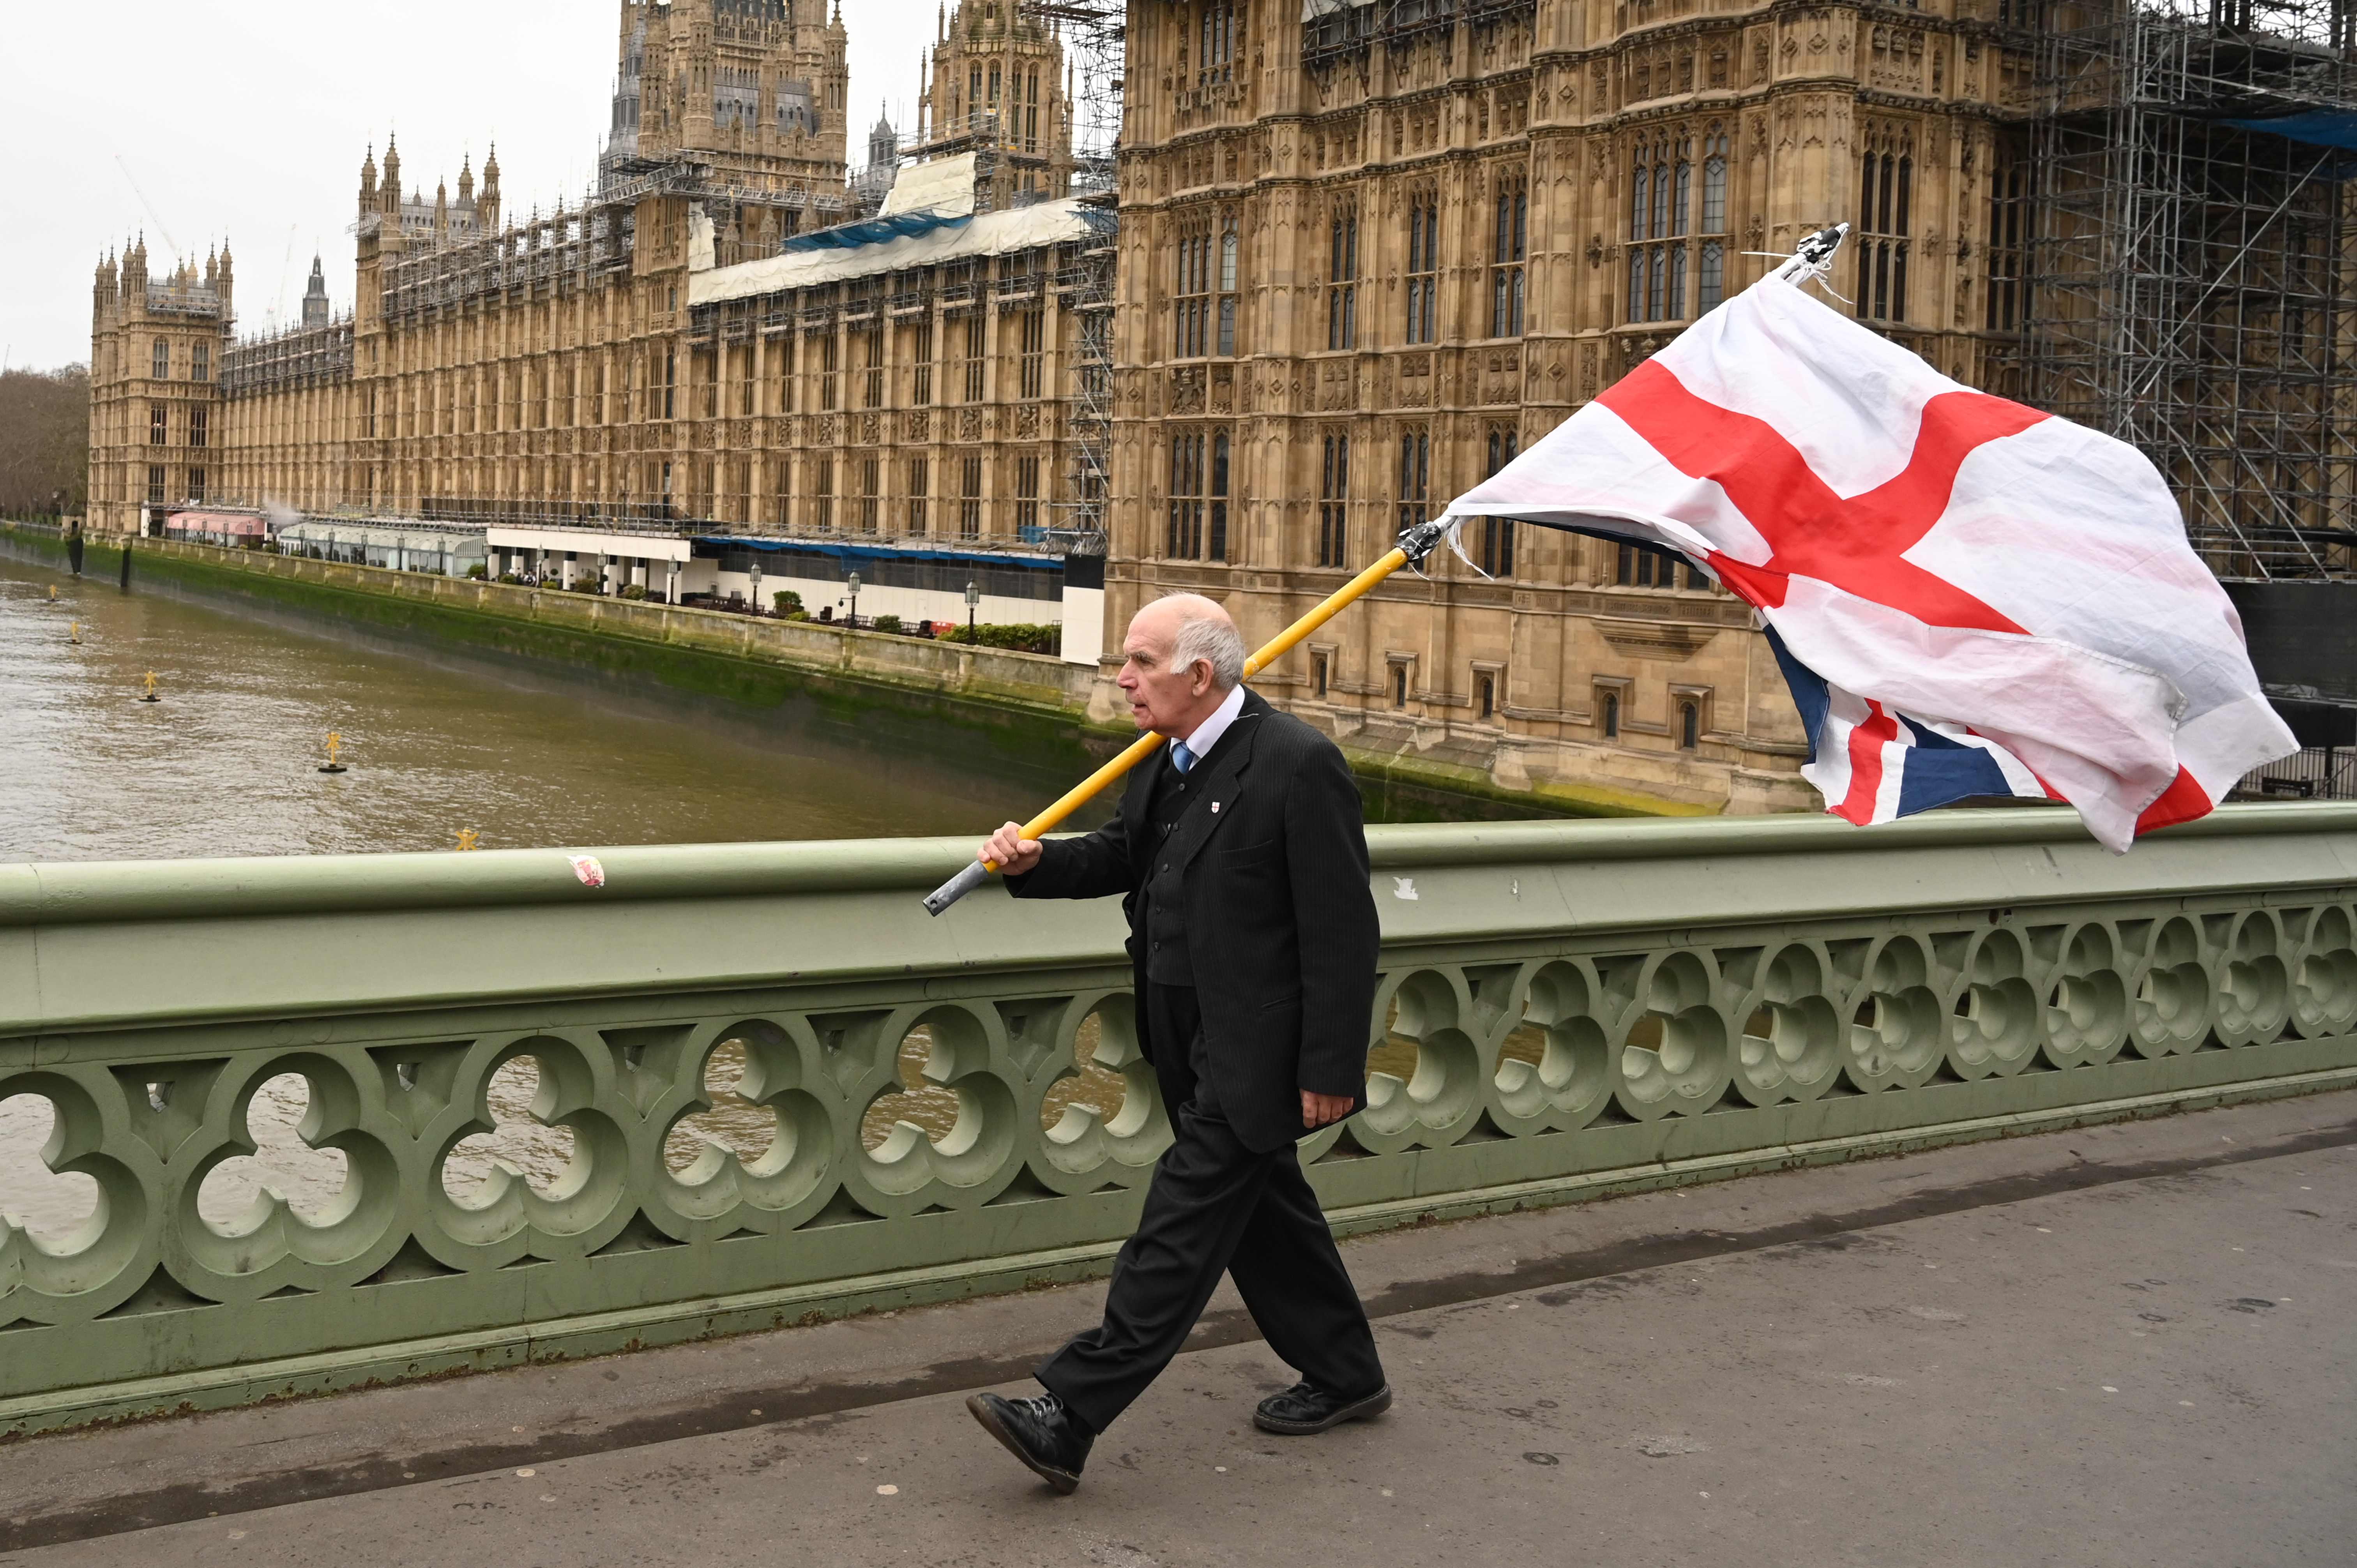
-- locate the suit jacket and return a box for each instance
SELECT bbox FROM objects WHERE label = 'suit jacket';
[1007,690,1381,1153]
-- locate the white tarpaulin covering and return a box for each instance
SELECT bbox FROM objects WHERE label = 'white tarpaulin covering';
[690,198,1108,309]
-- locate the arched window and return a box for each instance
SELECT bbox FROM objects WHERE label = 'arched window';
[1209,430,1231,562]
[1217,217,1239,355]
[1859,146,1913,323]
[1406,192,1439,343]
[1679,701,1700,749]
[1602,690,1621,739]
[1491,178,1527,337]
[1328,204,1359,349]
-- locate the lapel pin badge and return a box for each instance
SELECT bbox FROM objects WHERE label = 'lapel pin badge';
[1210,801,1221,813]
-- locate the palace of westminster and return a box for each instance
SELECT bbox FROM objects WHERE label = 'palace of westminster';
[85,0,2047,817]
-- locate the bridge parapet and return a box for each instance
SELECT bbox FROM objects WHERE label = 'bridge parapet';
[2,807,2353,1436]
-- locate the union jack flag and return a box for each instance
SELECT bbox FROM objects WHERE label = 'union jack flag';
[1445,244,2294,851]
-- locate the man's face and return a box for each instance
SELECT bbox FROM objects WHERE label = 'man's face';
[1117,605,1211,736]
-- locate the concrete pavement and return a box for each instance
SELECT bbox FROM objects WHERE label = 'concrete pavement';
[4,1089,2352,1567]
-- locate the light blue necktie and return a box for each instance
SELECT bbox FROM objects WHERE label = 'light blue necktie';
[1171,739,1197,775]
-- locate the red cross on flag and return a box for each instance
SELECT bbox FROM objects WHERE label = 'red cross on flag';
[1444,255,2295,851]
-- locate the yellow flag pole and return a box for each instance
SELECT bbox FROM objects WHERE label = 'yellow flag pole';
[922,521,1451,915]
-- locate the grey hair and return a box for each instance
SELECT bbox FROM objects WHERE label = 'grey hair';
[1160,593,1246,690]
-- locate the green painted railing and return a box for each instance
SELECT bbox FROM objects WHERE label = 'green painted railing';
[3,806,2354,1435]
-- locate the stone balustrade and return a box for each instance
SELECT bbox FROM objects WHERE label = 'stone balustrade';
[2,806,2353,1436]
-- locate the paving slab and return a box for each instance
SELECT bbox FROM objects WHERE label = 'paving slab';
[3,1089,2352,1566]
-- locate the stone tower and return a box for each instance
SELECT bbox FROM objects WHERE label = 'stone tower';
[605,0,850,197]
[301,255,330,327]
[85,235,231,535]
[917,0,1075,205]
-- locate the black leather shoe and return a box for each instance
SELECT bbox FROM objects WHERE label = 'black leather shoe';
[966,1390,1094,1493]
[1253,1381,1394,1436]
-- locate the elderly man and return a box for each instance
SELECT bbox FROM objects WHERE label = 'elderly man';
[965,593,1391,1493]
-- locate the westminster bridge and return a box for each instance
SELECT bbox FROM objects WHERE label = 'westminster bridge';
[0,806,2352,1563]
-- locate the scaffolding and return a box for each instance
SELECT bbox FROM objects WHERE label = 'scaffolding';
[1019,0,1122,552]
[1024,1,1124,198]
[2021,0,2357,579]
[221,316,356,397]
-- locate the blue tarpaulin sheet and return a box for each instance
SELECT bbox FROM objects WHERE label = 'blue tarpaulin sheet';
[2224,111,2357,153]
[782,211,973,253]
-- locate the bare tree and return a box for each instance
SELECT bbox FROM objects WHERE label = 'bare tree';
[0,366,91,520]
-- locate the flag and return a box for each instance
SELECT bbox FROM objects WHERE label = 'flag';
[1443,261,2295,851]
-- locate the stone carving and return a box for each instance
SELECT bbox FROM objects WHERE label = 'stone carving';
[0,856,2339,1372]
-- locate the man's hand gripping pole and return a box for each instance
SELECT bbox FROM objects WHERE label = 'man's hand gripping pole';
[922,521,1453,915]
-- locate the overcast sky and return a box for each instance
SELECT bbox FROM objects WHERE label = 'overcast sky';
[2,0,944,373]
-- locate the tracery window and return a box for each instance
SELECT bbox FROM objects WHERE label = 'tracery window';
[1397,426,1429,532]
[960,454,984,538]
[910,322,934,406]
[1328,203,1359,350]
[1015,454,1042,534]
[1199,2,1242,87]
[1318,431,1350,567]
[963,316,987,402]
[1986,152,2027,332]
[1175,218,1212,357]
[1018,309,1046,399]
[1405,191,1440,344]
[1858,143,1913,323]
[1490,178,1527,338]
[1217,216,1240,356]
[1479,429,1518,576]
[1627,127,1730,323]
[1168,429,1231,560]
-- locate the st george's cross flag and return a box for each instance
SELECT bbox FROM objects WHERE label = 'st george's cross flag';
[1442,264,2295,852]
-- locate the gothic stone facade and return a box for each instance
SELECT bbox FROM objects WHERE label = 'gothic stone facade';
[1105,0,2023,814]
[88,1,1103,562]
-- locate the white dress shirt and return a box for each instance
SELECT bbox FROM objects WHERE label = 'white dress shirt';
[1171,683,1247,770]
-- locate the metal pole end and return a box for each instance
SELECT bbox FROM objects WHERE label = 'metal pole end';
[1793,223,1849,269]
[922,858,993,917]
[1396,519,1452,570]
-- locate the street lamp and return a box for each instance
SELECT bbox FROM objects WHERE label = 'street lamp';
[965,579,981,637]
[750,553,764,613]
[846,571,862,629]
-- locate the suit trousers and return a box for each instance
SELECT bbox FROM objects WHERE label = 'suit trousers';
[1035,982,1387,1435]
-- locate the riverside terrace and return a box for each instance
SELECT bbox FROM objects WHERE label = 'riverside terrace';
[1,805,2353,1445]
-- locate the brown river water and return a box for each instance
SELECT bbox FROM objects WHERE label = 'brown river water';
[0,549,1158,1242]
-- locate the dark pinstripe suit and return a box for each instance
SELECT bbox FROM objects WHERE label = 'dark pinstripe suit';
[1006,689,1387,1430]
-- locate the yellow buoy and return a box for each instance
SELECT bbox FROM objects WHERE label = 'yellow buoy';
[455,828,482,852]
[49,585,58,602]
[318,731,348,774]
[137,671,160,703]
[69,621,81,645]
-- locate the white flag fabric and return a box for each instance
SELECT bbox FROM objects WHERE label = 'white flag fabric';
[1443,272,2294,851]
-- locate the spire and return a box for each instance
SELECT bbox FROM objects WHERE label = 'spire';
[302,254,329,327]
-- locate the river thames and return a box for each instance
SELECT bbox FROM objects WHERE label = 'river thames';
[0,551,1134,1240]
